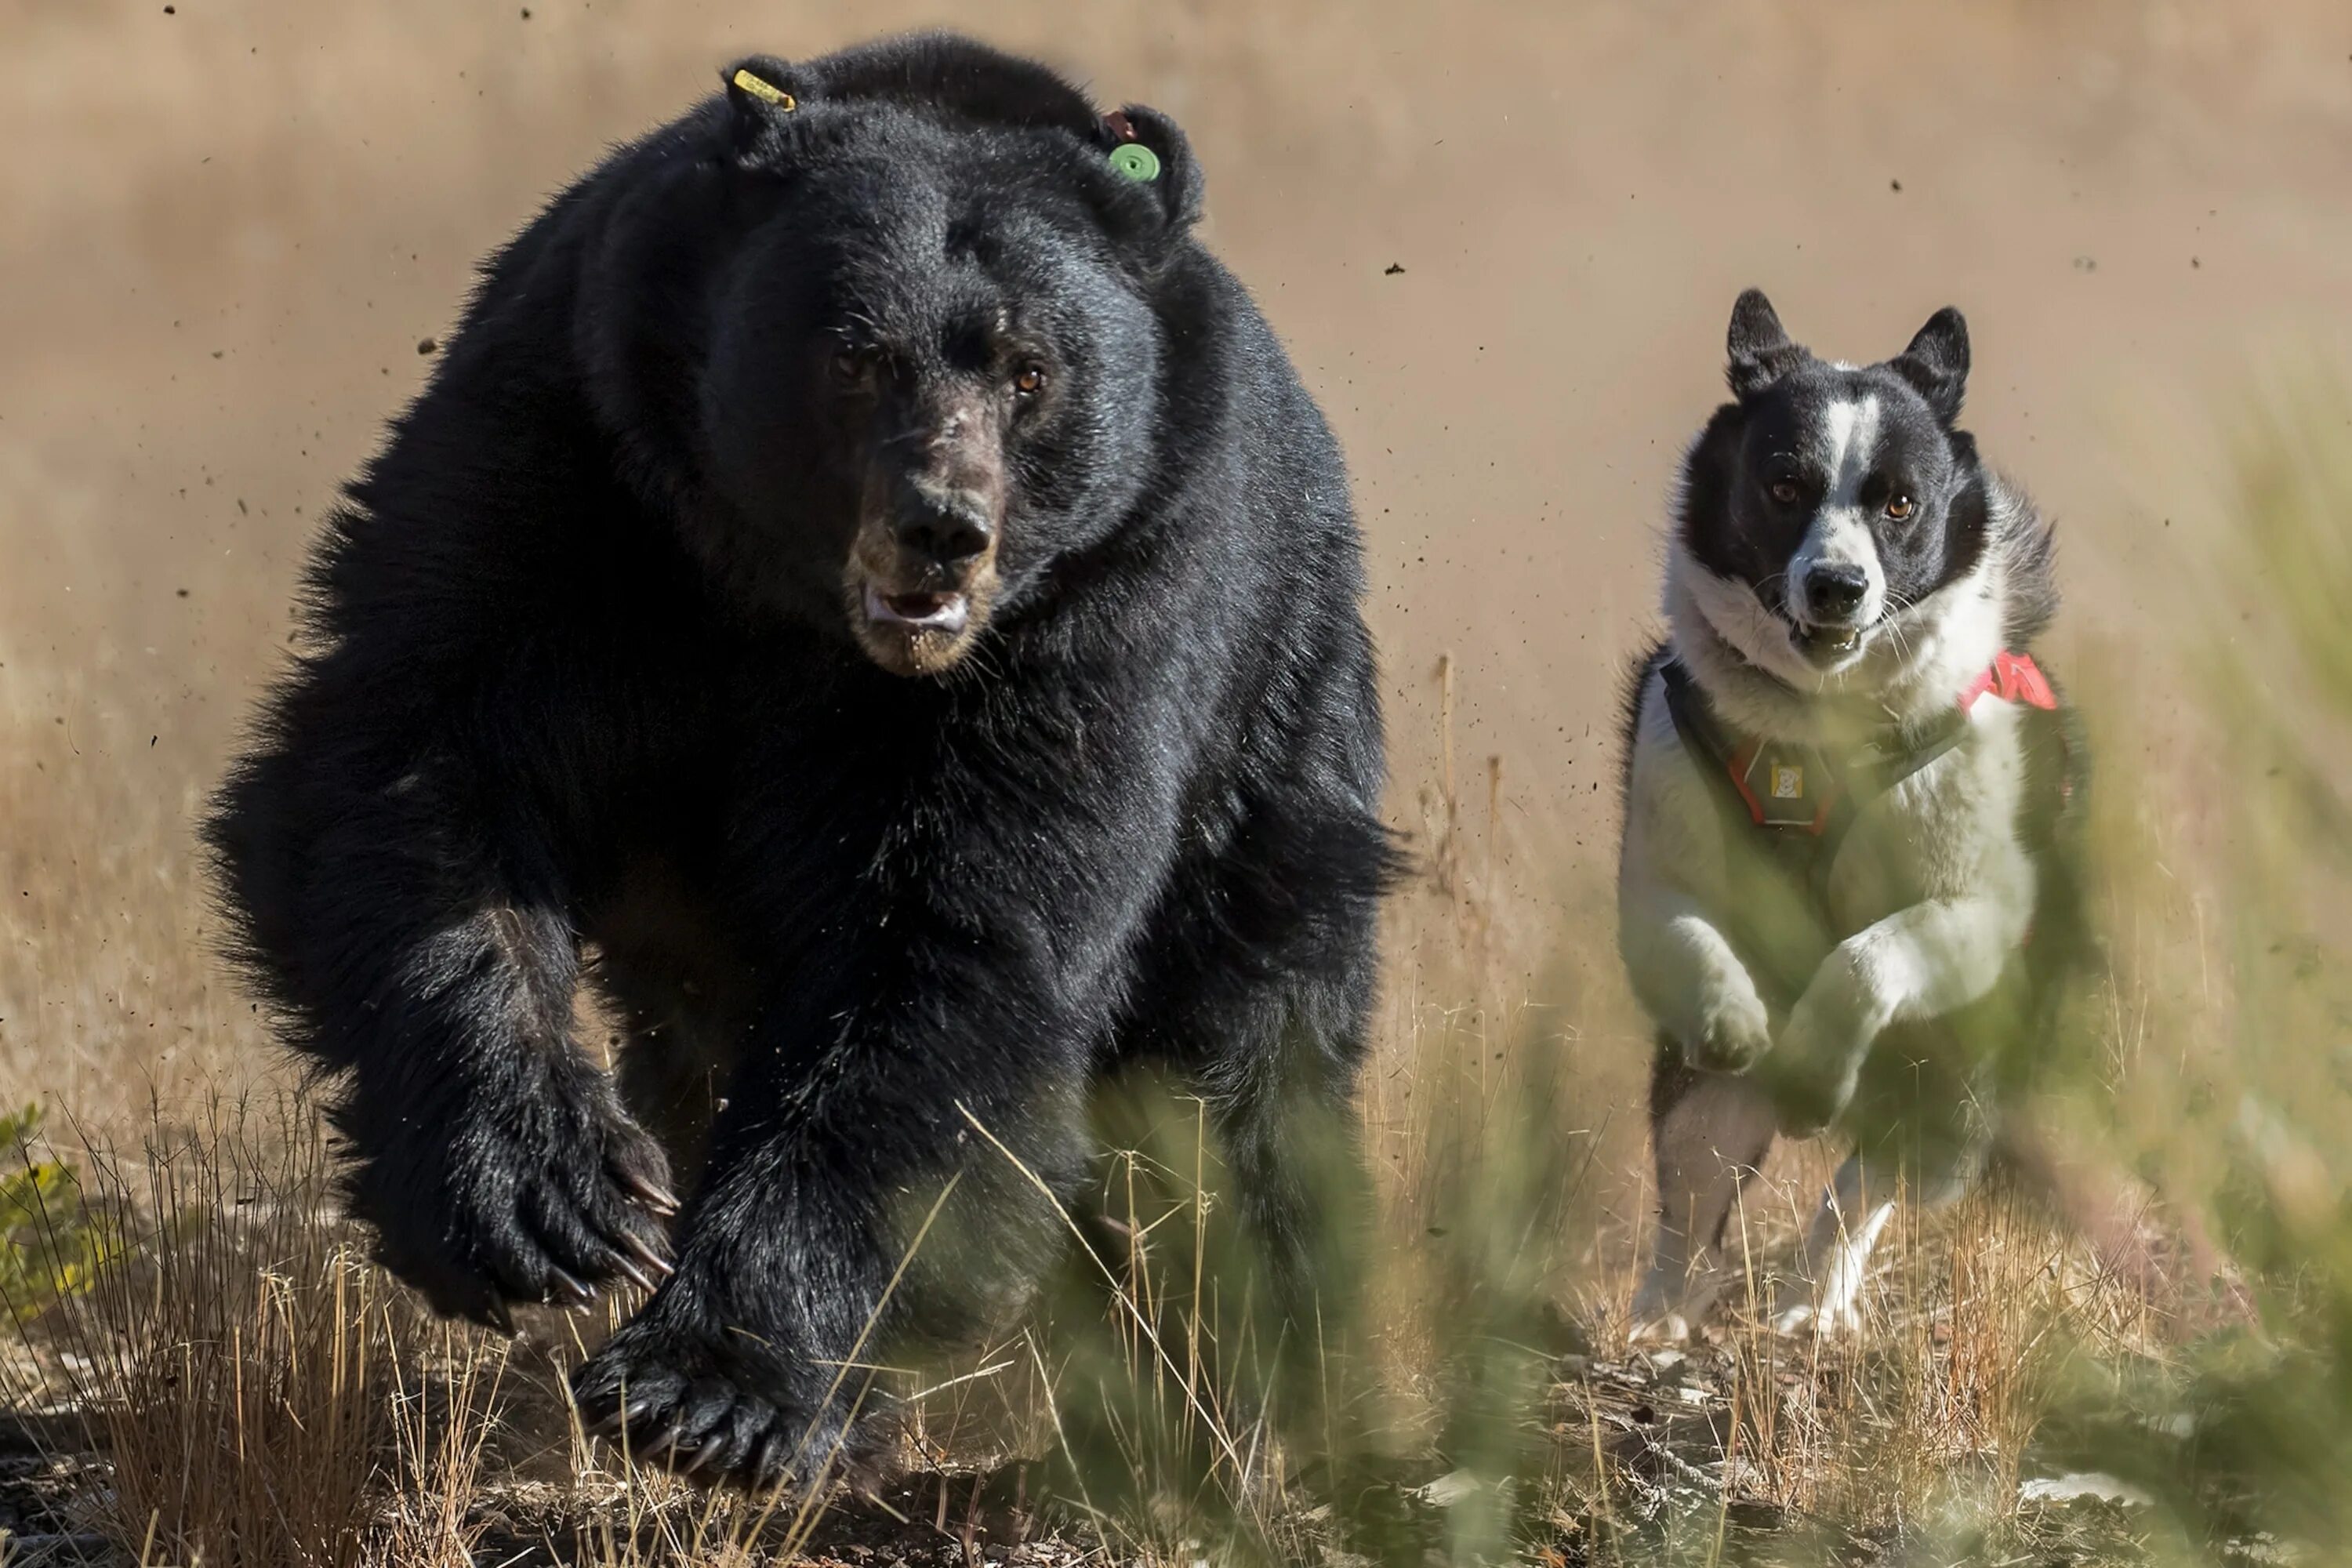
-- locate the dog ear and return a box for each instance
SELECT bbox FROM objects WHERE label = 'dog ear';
[1726,289,1808,399]
[1893,307,1969,423]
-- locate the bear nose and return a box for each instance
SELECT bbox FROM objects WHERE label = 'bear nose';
[1805,563,1870,618]
[890,487,994,572]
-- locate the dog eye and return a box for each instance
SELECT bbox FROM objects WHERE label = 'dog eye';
[1885,493,1915,521]
[1011,364,1047,398]
[830,347,874,384]
[1769,478,1802,506]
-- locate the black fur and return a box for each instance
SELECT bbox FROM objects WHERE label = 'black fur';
[207,32,1392,1490]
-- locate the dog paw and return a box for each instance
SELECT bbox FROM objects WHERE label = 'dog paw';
[572,1311,874,1492]
[1769,1297,1863,1338]
[1688,989,1773,1073]
[1628,1308,1695,1347]
[1762,1009,1870,1138]
[1766,1063,1859,1139]
[1630,1261,1723,1344]
[352,1061,679,1329]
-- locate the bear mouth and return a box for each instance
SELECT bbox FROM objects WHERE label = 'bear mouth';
[864,585,971,633]
[848,568,995,678]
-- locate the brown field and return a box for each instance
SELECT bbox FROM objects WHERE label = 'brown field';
[5,2,2351,1563]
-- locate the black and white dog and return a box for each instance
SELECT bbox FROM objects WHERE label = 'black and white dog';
[1618,291,2082,1339]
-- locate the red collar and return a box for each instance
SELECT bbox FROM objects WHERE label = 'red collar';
[1959,650,2058,715]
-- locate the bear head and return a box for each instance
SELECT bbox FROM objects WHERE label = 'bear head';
[579,33,1205,677]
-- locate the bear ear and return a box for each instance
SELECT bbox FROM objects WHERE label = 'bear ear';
[1891,306,1969,423]
[1726,289,1809,400]
[721,55,801,162]
[1096,105,1203,251]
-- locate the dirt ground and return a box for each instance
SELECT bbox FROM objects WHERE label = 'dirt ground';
[3,0,2350,1282]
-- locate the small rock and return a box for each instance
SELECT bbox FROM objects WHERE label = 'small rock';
[2020,1472,2152,1507]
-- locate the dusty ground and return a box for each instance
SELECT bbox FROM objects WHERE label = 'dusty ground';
[1,2,2348,1562]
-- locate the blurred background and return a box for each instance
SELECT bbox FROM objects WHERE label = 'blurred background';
[5,0,2347,1123]
[4,4,2352,1561]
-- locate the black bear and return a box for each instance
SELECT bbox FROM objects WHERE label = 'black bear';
[208,34,1392,1487]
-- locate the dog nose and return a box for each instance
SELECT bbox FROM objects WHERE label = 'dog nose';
[890,489,993,571]
[1806,563,1869,617]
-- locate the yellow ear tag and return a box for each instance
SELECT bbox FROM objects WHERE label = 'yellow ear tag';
[732,69,795,111]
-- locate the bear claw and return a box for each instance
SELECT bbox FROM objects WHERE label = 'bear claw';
[572,1325,859,1493]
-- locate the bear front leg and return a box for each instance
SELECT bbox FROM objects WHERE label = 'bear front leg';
[569,982,1092,1491]
[333,895,682,1327]
[567,671,1197,1489]
[213,737,678,1328]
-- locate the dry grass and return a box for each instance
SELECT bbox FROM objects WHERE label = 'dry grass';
[0,613,2303,1566]
[9,1102,387,1565]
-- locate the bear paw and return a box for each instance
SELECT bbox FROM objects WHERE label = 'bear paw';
[353,1062,679,1329]
[572,1315,883,1492]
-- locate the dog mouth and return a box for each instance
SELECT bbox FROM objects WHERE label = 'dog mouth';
[863,584,971,634]
[1791,619,1868,663]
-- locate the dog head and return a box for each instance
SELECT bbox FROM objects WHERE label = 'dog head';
[1674,289,1991,689]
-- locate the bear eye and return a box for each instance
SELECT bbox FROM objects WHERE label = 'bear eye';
[1769,477,1802,506]
[1885,492,1915,521]
[830,346,874,385]
[1011,364,1047,398]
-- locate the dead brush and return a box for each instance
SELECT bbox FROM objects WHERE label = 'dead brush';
[374,1320,509,1568]
[44,1095,405,1568]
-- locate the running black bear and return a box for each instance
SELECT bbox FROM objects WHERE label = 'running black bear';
[209,33,1391,1487]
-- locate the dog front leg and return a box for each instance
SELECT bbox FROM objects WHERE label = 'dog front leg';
[1620,887,1775,1072]
[1768,893,2024,1135]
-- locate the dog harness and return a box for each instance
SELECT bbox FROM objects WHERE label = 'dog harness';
[1659,650,2062,926]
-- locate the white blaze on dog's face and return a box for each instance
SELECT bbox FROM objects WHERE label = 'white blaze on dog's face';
[1788,394,1888,632]
[1674,290,1987,684]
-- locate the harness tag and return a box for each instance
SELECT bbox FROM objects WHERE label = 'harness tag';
[1736,742,1836,833]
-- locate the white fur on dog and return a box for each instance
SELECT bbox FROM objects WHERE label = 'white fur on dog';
[1624,470,2048,1341]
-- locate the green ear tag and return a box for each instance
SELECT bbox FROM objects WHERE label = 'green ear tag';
[1109,143,1161,183]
